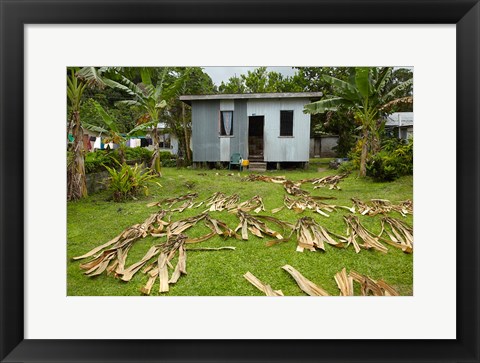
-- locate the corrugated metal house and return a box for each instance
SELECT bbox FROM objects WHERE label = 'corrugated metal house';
[179,92,322,169]
[385,112,413,140]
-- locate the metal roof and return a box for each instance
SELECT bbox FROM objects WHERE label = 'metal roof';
[385,112,414,127]
[179,92,323,104]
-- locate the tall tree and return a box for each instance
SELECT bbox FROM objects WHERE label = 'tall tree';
[67,69,88,200]
[103,67,169,175]
[304,67,413,177]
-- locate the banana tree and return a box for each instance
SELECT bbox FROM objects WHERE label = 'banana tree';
[67,69,88,201]
[103,68,169,176]
[304,67,412,177]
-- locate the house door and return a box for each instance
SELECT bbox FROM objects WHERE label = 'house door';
[248,116,264,161]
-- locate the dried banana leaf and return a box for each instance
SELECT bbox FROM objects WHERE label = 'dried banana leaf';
[282,265,330,296]
[293,217,345,252]
[300,173,348,190]
[234,211,288,241]
[243,271,284,296]
[147,193,198,212]
[334,268,354,296]
[379,217,413,253]
[343,215,388,254]
[243,174,287,184]
[235,195,265,213]
[349,269,399,296]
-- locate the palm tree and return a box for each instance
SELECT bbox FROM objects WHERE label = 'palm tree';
[304,67,412,177]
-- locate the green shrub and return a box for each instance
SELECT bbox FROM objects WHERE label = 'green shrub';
[159,151,177,167]
[85,148,154,174]
[85,150,117,174]
[366,138,413,182]
[338,161,356,174]
[103,161,156,202]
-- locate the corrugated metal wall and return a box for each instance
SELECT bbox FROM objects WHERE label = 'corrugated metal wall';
[231,100,248,159]
[191,98,310,162]
[192,100,220,162]
[246,99,310,162]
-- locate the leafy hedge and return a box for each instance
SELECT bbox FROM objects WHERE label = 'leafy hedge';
[366,138,413,182]
[84,149,178,173]
[85,148,153,174]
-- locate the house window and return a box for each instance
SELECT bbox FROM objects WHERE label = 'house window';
[280,110,294,136]
[159,133,171,148]
[220,111,234,136]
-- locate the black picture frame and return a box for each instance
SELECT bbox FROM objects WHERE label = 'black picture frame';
[0,1,478,362]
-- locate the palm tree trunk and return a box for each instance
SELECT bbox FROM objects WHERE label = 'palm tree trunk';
[67,111,88,200]
[150,128,162,176]
[182,103,191,163]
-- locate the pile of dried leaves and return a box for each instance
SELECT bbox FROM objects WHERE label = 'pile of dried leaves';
[147,193,198,212]
[379,216,413,253]
[281,265,399,296]
[279,195,352,217]
[196,192,240,212]
[300,173,349,190]
[292,216,344,252]
[74,211,238,294]
[242,174,287,184]
[235,210,293,241]
[342,215,389,254]
[352,198,413,216]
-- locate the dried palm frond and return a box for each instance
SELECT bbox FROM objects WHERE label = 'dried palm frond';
[349,269,399,296]
[283,195,350,217]
[147,193,198,212]
[282,265,330,296]
[185,214,239,243]
[283,180,309,196]
[243,271,284,296]
[235,195,265,213]
[75,211,169,277]
[193,192,240,212]
[334,268,354,296]
[243,174,287,184]
[300,173,349,190]
[379,217,413,253]
[186,246,236,251]
[293,216,344,252]
[351,198,413,217]
[234,210,288,241]
[164,212,208,237]
[139,233,188,294]
[343,215,388,254]
[393,200,413,216]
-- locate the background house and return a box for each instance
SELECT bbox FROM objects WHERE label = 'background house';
[309,135,339,158]
[180,92,322,170]
[385,112,413,140]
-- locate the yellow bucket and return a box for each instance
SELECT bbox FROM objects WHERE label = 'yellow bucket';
[242,159,249,166]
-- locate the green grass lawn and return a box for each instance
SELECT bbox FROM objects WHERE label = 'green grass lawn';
[67,166,413,296]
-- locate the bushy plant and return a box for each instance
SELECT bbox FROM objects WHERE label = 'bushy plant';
[159,151,177,167]
[103,161,156,202]
[125,148,153,163]
[337,160,356,174]
[366,138,413,181]
[84,151,117,173]
[85,148,154,173]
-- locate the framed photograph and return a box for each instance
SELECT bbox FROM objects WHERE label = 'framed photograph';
[1,0,478,362]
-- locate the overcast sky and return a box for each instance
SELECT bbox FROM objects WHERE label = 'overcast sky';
[203,66,297,86]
